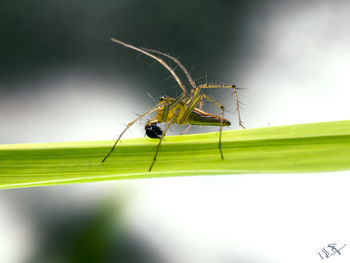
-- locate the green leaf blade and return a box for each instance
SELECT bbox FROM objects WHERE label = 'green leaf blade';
[1,120,350,189]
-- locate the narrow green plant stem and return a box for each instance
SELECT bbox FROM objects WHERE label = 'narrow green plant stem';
[1,120,350,189]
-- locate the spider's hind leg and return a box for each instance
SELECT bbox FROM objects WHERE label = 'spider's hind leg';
[197,84,246,129]
[181,125,192,135]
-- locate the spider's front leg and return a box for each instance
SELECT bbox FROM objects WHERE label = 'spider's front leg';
[148,108,180,172]
[101,105,161,163]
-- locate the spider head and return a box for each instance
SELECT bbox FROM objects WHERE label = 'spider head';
[158,95,176,105]
[159,95,170,101]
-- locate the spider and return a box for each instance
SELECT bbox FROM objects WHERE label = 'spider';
[102,38,245,171]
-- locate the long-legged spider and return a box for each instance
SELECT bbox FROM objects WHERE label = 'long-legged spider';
[102,38,245,171]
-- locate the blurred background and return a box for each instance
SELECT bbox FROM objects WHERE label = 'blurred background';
[1,0,350,262]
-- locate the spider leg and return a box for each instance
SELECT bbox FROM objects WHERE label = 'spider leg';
[197,84,246,129]
[141,48,197,90]
[197,95,225,160]
[180,97,204,135]
[181,125,192,135]
[181,93,226,159]
[149,108,180,172]
[111,38,186,95]
[101,105,161,163]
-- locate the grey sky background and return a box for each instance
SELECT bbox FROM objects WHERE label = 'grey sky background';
[1,0,349,145]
